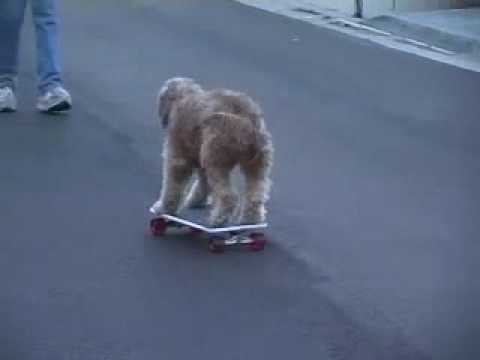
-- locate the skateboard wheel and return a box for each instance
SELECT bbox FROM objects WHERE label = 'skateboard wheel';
[208,237,225,254]
[248,233,267,252]
[150,218,168,237]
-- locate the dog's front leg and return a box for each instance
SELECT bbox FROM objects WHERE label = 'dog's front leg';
[151,159,193,216]
[185,169,210,208]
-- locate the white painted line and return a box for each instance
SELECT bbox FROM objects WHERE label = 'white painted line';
[330,19,391,36]
[329,18,455,56]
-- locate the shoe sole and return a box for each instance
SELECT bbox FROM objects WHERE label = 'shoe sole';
[0,107,16,113]
[42,100,72,113]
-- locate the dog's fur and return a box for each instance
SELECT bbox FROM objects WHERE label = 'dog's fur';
[150,77,273,226]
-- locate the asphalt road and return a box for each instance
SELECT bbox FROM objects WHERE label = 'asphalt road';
[1,1,479,359]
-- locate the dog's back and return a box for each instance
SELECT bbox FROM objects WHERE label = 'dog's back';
[205,89,263,127]
[199,90,270,168]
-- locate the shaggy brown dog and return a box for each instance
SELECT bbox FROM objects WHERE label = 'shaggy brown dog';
[150,77,273,226]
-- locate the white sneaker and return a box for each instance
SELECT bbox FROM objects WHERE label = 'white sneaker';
[37,86,72,113]
[0,87,17,112]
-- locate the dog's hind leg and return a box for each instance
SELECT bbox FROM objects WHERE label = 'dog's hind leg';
[200,128,238,227]
[151,157,193,216]
[205,166,238,227]
[240,148,273,224]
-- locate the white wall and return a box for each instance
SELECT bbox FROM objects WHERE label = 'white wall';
[311,0,355,14]
[395,0,465,11]
[363,0,393,17]
[398,0,440,11]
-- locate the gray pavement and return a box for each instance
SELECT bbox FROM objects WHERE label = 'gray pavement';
[1,1,479,359]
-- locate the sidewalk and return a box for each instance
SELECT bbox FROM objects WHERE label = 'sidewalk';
[235,0,480,71]
[364,8,480,56]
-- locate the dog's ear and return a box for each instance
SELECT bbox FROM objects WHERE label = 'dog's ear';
[157,85,170,128]
[161,113,169,128]
[158,77,199,128]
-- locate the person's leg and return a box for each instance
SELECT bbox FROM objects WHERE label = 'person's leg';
[31,0,71,112]
[30,0,62,94]
[0,0,28,91]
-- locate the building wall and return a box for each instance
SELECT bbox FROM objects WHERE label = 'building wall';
[395,0,449,11]
[314,0,355,14]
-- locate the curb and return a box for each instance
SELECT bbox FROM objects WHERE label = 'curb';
[363,15,480,56]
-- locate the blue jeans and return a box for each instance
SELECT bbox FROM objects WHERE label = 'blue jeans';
[0,0,63,94]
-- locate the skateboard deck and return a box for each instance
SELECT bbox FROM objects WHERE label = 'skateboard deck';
[149,207,268,253]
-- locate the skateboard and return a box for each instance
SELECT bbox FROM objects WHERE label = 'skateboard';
[149,208,268,253]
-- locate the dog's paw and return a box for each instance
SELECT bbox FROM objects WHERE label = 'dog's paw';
[208,206,236,227]
[240,203,266,225]
[208,214,229,228]
[208,193,238,227]
[150,200,165,215]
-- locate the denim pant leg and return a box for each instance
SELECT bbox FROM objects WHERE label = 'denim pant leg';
[31,0,63,94]
[0,0,27,90]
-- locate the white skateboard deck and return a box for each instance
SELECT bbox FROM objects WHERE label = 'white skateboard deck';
[149,207,267,233]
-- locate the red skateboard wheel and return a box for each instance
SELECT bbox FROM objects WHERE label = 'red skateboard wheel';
[248,233,267,252]
[150,218,168,237]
